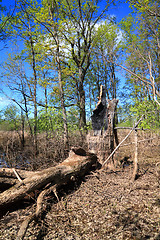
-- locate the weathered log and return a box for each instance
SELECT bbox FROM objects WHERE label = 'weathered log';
[0,177,19,187]
[0,147,97,209]
[0,168,36,179]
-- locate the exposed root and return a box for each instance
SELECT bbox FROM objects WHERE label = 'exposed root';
[17,184,58,240]
[16,212,36,240]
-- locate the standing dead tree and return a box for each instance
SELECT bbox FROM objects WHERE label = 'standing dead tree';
[88,87,145,179]
[87,85,118,167]
[91,85,108,136]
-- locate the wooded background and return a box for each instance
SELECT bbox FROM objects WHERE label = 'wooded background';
[0,0,159,157]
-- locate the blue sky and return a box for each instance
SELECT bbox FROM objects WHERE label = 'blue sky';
[0,0,131,112]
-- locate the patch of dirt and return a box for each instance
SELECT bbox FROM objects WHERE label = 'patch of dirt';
[0,163,159,239]
[0,131,160,240]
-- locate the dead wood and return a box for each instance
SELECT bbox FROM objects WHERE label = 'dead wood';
[91,85,107,136]
[155,162,160,179]
[0,177,19,186]
[114,127,148,130]
[0,148,97,239]
[0,168,36,179]
[132,129,138,181]
[0,148,97,210]
[16,185,57,240]
[120,137,158,147]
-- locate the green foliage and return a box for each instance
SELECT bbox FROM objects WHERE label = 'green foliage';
[87,19,122,106]
[67,107,80,131]
[0,110,3,125]
[130,98,160,129]
[37,107,81,133]
[0,1,9,41]
[0,105,21,131]
[37,108,63,133]
[116,104,135,127]
[1,0,130,134]
[121,0,160,128]
[94,20,123,53]
[121,0,160,81]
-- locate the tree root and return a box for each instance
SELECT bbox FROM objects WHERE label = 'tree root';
[16,185,58,240]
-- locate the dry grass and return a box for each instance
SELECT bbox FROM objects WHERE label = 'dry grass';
[0,130,86,170]
[0,130,160,240]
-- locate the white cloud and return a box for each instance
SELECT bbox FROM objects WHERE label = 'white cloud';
[0,97,12,110]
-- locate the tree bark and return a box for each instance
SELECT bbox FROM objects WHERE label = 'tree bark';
[56,44,69,150]
[0,148,97,210]
[78,67,87,130]
[49,5,69,150]
[0,168,37,179]
[28,21,38,155]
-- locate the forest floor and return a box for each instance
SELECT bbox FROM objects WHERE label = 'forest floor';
[0,130,160,240]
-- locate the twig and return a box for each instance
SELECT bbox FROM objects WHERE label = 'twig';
[12,168,36,202]
[12,168,23,183]
[102,115,144,168]
[114,127,148,130]
[120,137,158,147]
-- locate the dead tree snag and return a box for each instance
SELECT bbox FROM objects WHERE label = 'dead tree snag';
[107,98,119,158]
[88,85,118,166]
[91,85,108,136]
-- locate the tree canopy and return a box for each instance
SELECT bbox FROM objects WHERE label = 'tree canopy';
[0,0,159,140]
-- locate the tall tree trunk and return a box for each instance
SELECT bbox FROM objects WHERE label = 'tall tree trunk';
[29,21,38,155]
[78,67,86,130]
[55,35,69,150]
[20,109,25,149]
[58,61,69,150]
[23,90,33,140]
[44,86,49,152]
[110,59,119,145]
[46,4,69,150]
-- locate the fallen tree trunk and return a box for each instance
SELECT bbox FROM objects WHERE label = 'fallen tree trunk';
[0,147,97,210]
[0,177,19,186]
[0,168,37,179]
